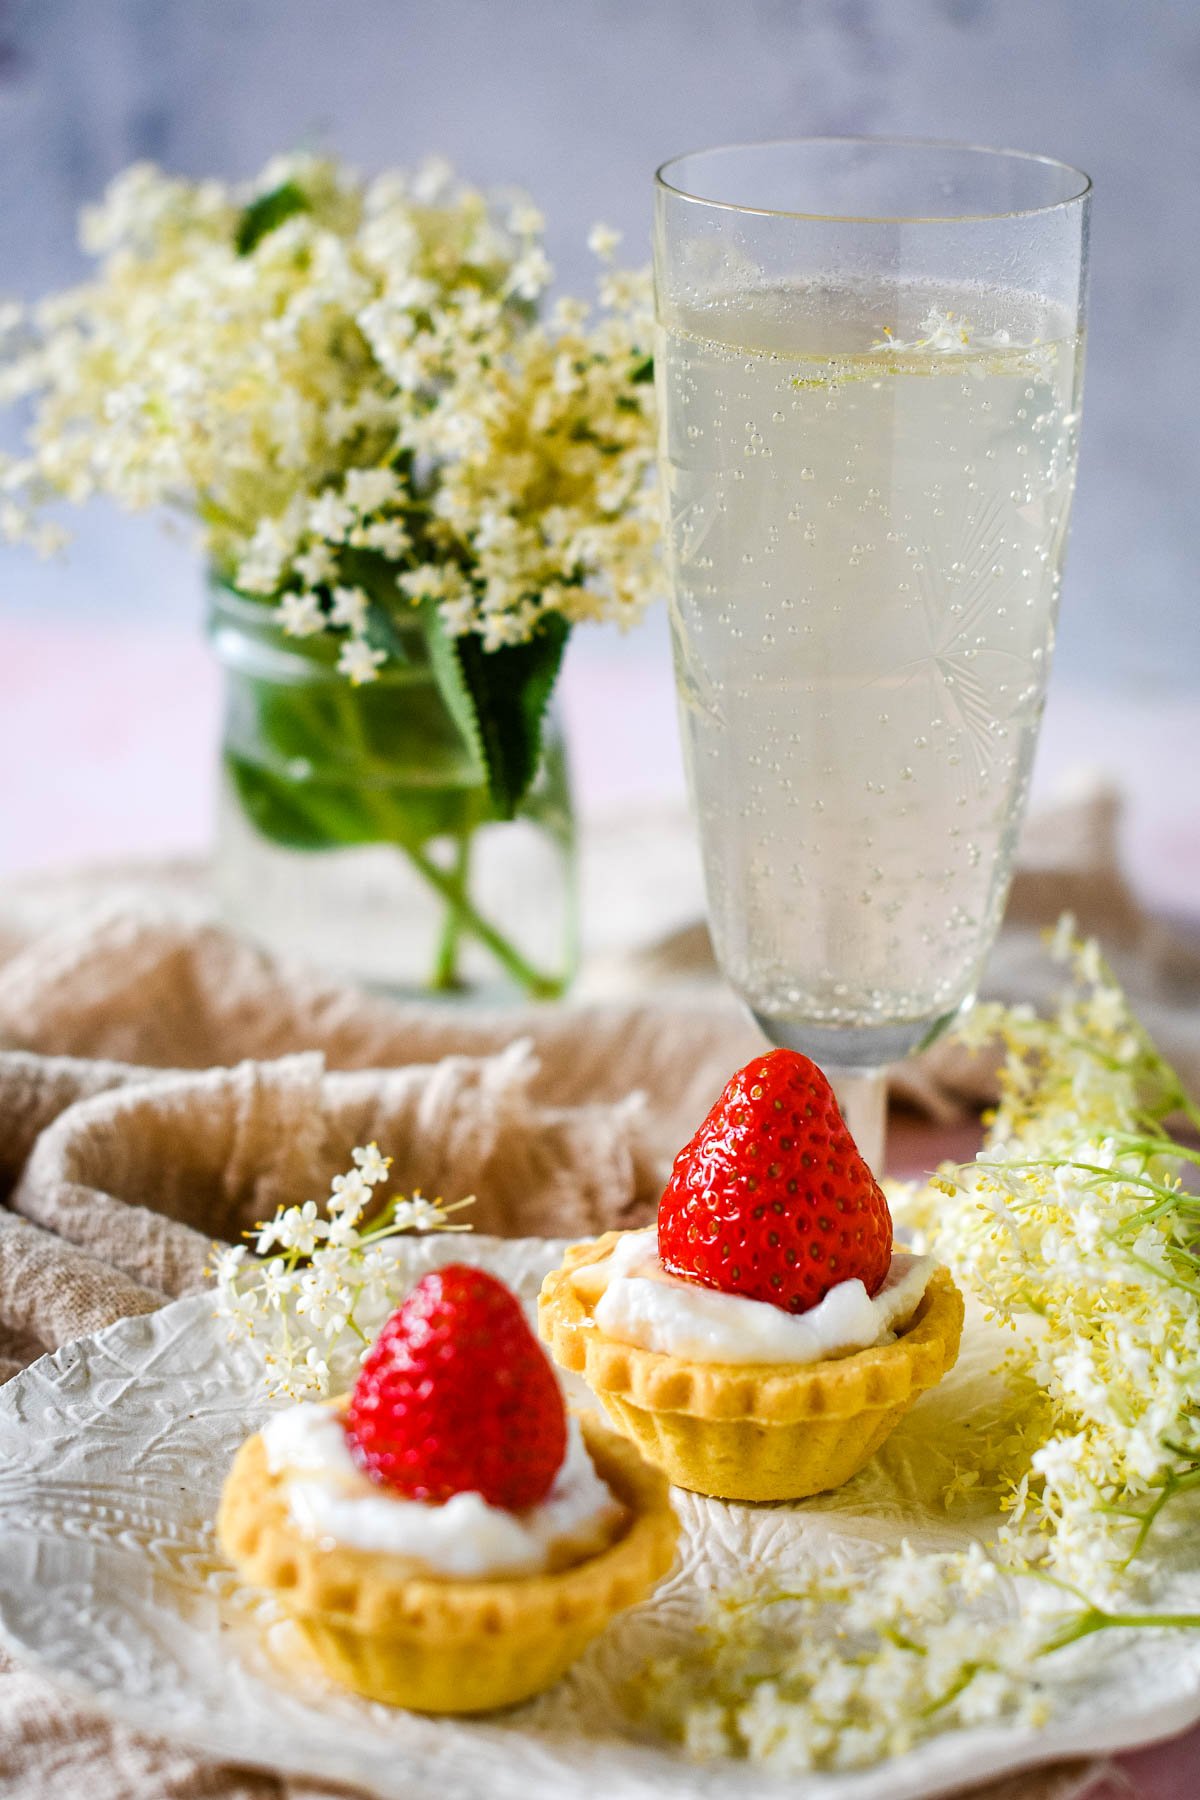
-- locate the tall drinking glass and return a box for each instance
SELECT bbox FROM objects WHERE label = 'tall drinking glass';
[654,139,1090,1168]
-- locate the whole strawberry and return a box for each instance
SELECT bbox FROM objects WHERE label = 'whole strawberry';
[657,1049,892,1315]
[344,1265,567,1510]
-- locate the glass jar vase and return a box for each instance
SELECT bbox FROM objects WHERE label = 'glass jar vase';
[208,583,578,998]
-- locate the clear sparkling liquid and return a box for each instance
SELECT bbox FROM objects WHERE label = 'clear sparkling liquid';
[658,281,1082,1056]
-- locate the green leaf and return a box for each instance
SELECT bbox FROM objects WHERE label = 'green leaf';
[336,546,412,662]
[422,607,570,820]
[236,181,310,255]
[631,353,654,383]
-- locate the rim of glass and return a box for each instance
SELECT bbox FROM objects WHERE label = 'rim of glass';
[655,135,1092,225]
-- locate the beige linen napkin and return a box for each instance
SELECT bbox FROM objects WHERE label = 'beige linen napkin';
[0,786,1188,1798]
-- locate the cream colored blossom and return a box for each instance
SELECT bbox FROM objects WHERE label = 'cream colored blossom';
[329,585,369,633]
[642,1545,1048,1776]
[211,1142,473,1399]
[337,637,385,685]
[893,925,1200,1596]
[587,222,622,261]
[279,591,324,637]
[1,155,662,659]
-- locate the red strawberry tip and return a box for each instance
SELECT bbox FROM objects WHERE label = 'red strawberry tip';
[657,1048,893,1317]
[344,1264,567,1512]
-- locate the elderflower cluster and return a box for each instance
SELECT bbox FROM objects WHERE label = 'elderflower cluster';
[210,1141,472,1398]
[894,922,1200,1599]
[0,153,660,669]
[642,1543,1048,1775]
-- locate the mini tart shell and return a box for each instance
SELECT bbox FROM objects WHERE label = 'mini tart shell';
[216,1413,678,1714]
[537,1232,964,1503]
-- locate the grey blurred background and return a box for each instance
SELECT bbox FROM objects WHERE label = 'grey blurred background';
[0,0,1197,689]
[1,0,1198,912]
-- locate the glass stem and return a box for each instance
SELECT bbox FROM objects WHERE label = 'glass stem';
[827,1067,889,1176]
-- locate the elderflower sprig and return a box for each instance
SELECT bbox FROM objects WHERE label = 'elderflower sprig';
[895,921,1200,1597]
[0,153,661,661]
[640,1544,1050,1774]
[210,1141,473,1399]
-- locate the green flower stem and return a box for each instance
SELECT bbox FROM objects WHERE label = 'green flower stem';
[1121,1465,1200,1565]
[920,1661,994,1717]
[325,670,565,998]
[429,832,471,992]
[235,656,565,999]
[1043,1606,1200,1655]
[402,836,563,999]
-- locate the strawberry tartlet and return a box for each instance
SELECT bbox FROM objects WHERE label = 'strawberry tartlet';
[539,1049,963,1501]
[218,1265,678,1712]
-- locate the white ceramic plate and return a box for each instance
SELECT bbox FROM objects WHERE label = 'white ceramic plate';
[0,1234,1198,1800]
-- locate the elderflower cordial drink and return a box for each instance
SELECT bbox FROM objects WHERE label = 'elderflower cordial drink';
[654,140,1090,1166]
[659,278,1082,1055]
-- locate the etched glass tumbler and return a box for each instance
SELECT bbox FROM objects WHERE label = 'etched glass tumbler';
[654,139,1090,1165]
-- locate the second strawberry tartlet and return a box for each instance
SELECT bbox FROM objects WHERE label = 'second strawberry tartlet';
[539,1049,963,1502]
[218,1265,678,1711]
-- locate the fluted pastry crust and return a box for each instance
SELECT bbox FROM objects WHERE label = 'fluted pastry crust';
[217,1413,678,1711]
[537,1231,964,1501]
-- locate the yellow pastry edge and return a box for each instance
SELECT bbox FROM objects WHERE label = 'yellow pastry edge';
[537,1233,963,1501]
[537,1231,964,1425]
[215,1412,679,1711]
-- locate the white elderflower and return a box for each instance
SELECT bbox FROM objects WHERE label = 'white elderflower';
[265,1199,328,1256]
[1,150,661,676]
[410,154,455,205]
[295,1259,351,1337]
[212,1142,474,1399]
[355,517,410,558]
[279,590,325,637]
[328,1166,371,1216]
[329,584,369,633]
[437,594,477,637]
[587,222,622,261]
[508,245,553,300]
[479,610,530,652]
[337,637,385,685]
[391,1194,450,1231]
[255,1258,295,1309]
[343,466,400,514]
[893,922,1200,1592]
[210,1242,248,1283]
[293,542,338,588]
[236,517,296,594]
[507,200,544,237]
[351,1141,392,1185]
[642,1547,1042,1777]
[307,489,356,543]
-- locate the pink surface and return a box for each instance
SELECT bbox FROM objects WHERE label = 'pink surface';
[3,620,220,873]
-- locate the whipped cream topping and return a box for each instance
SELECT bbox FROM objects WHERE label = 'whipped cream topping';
[588,1228,935,1365]
[261,1407,623,1578]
